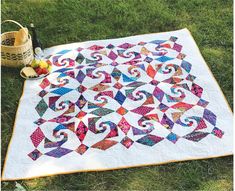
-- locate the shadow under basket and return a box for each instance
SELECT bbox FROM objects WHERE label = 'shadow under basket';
[1,20,34,68]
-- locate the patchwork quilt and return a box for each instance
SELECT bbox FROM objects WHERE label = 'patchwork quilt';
[2,28,233,180]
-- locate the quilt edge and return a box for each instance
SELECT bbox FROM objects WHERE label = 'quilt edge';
[1,152,233,181]
[1,80,27,182]
[1,153,233,181]
[43,28,189,55]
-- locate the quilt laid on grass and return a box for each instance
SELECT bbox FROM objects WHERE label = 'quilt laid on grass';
[2,28,233,180]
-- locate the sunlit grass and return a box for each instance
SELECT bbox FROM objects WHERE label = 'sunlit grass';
[1,0,233,190]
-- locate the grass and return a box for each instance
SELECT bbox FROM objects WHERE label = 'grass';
[1,0,233,190]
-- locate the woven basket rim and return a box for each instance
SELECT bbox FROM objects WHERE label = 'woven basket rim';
[1,31,32,48]
[1,30,18,35]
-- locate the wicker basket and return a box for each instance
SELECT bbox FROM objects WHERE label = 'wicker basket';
[1,20,34,67]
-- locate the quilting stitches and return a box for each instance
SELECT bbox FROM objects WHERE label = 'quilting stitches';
[28,36,224,160]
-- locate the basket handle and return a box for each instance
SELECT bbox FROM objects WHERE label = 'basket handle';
[1,20,28,37]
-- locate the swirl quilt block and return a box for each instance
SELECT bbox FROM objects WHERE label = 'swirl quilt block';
[2,29,232,180]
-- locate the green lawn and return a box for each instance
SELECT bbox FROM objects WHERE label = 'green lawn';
[1,0,233,190]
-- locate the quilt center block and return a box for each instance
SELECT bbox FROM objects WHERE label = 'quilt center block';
[30,35,222,160]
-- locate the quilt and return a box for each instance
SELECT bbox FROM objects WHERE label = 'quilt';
[2,28,233,180]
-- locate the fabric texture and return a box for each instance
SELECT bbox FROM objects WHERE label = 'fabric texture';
[2,28,233,180]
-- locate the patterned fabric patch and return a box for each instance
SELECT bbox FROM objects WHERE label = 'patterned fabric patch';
[45,147,73,158]
[166,132,179,144]
[121,136,134,148]
[75,144,89,155]
[91,140,118,150]
[28,149,42,161]
[136,134,164,146]
[30,127,45,147]
[35,99,48,117]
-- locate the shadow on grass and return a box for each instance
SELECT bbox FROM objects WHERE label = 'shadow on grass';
[2,156,232,190]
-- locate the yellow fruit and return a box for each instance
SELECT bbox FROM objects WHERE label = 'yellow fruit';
[39,60,48,69]
[31,59,39,68]
[48,65,52,71]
